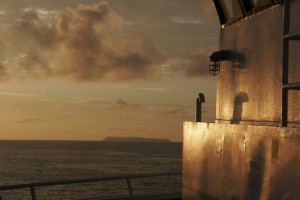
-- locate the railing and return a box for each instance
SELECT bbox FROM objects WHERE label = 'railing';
[0,172,181,200]
[281,0,300,127]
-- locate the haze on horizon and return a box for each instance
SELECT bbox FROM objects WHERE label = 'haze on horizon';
[0,0,219,142]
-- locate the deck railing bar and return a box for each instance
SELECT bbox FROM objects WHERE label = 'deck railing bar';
[0,172,181,191]
[126,178,133,197]
[30,186,36,200]
[0,172,181,200]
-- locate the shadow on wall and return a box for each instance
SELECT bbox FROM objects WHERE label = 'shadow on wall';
[267,154,300,200]
[244,140,265,200]
[182,184,219,200]
[246,139,300,200]
[230,49,250,72]
[231,92,249,124]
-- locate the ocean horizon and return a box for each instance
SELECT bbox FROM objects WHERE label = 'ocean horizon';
[0,140,182,199]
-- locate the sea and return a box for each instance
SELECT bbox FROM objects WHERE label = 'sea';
[0,140,182,200]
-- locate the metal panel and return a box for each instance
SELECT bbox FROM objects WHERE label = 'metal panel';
[216,1,300,126]
[183,122,300,200]
[213,0,282,26]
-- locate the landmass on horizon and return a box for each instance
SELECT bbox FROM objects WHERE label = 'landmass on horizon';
[103,137,171,142]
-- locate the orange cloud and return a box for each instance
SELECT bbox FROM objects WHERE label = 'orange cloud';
[9,1,165,82]
[109,99,140,110]
[16,118,49,123]
[184,49,212,77]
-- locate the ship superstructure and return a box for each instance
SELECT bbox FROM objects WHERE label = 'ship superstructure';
[183,0,300,199]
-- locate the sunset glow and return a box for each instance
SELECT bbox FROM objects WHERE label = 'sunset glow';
[0,0,219,141]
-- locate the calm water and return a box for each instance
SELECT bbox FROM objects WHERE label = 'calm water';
[0,141,182,199]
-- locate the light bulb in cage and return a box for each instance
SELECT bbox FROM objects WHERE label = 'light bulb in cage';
[209,50,235,76]
[209,60,220,76]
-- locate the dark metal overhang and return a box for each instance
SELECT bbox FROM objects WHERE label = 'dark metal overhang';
[213,0,284,27]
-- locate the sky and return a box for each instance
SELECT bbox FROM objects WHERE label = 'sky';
[0,0,220,141]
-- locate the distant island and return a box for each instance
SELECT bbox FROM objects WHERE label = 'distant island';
[102,137,171,143]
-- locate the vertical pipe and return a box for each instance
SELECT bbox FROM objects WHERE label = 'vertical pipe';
[282,0,290,127]
[126,178,133,197]
[196,93,205,122]
[30,186,37,200]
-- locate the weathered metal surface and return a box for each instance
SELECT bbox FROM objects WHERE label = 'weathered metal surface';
[216,2,300,126]
[182,2,300,200]
[182,122,300,200]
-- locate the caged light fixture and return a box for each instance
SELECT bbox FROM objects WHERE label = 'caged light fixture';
[209,50,235,76]
[209,60,220,76]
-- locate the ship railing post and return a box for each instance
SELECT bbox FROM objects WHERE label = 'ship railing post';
[30,185,37,200]
[126,177,133,197]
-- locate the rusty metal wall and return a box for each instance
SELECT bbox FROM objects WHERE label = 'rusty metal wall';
[216,2,300,126]
[182,122,300,200]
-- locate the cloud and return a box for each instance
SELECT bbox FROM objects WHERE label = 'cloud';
[0,10,6,15]
[158,48,213,78]
[162,107,187,116]
[0,42,8,80]
[109,127,147,132]
[0,63,8,80]
[162,49,212,78]
[22,8,56,20]
[138,87,169,92]
[183,49,212,77]
[109,99,140,109]
[16,118,48,123]
[169,16,202,24]
[158,105,216,121]
[71,97,140,110]
[53,103,70,111]
[107,99,193,111]
[0,1,219,82]
[5,1,165,82]
[73,97,189,110]
[14,51,53,79]
[0,92,42,97]
[72,97,106,105]
[17,10,57,49]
